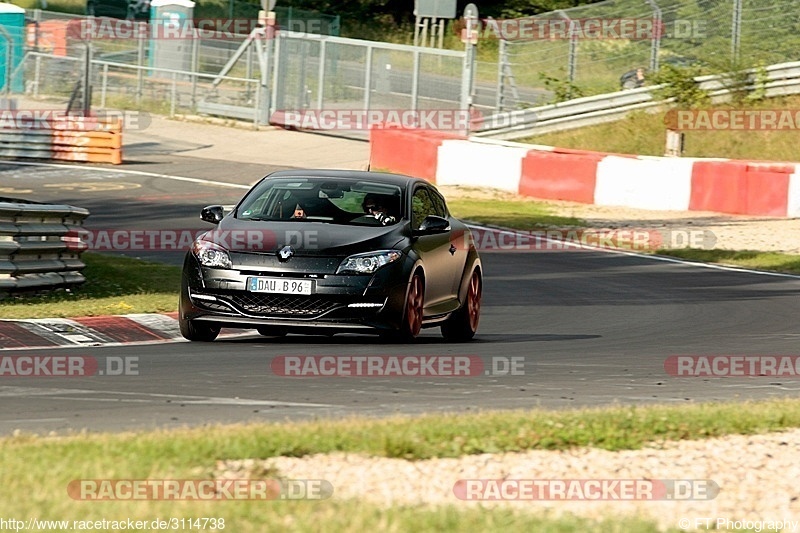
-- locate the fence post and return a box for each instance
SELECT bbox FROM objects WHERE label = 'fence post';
[82,43,92,114]
[411,48,420,111]
[101,63,108,108]
[136,22,145,106]
[364,45,372,111]
[298,39,309,108]
[316,39,326,109]
[645,0,662,72]
[731,0,742,63]
[33,54,41,98]
[170,71,177,117]
[496,39,506,112]
[270,32,281,114]
[460,6,478,122]
[191,30,199,109]
[558,11,577,86]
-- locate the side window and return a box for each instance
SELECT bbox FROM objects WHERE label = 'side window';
[430,190,447,218]
[411,188,436,230]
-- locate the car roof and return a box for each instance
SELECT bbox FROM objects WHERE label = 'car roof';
[264,169,429,189]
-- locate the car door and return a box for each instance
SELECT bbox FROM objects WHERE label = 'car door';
[430,188,469,297]
[411,185,454,309]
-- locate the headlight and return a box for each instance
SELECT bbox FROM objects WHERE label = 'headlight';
[337,250,402,274]
[192,239,232,269]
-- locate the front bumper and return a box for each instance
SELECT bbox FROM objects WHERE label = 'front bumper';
[181,252,410,331]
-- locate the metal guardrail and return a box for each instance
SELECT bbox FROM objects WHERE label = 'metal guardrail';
[474,61,800,141]
[0,200,89,293]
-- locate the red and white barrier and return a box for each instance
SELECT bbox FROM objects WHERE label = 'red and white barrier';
[368,128,800,217]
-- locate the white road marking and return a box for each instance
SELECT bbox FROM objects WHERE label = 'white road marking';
[0,387,333,407]
[0,161,250,189]
[467,223,800,280]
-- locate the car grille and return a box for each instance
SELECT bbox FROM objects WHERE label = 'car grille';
[221,293,344,317]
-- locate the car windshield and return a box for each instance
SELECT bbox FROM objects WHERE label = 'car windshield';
[236,177,403,226]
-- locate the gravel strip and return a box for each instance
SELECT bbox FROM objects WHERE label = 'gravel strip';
[217,429,800,530]
[439,185,800,254]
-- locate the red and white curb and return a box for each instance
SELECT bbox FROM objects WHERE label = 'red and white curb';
[0,313,246,351]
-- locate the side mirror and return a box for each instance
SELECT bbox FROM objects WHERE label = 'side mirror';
[200,205,224,224]
[415,215,450,235]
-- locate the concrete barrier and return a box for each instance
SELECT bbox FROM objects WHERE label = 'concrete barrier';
[369,127,460,182]
[368,128,800,217]
[0,115,122,165]
[520,149,603,204]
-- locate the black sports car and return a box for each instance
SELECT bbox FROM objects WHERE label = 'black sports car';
[179,170,482,342]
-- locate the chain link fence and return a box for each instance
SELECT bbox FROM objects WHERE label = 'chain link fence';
[19,9,467,131]
[497,0,800,108]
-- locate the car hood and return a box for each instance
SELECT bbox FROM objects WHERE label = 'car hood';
[203,218,406,257]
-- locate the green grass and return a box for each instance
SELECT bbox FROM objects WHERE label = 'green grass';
[3,399,799,529]
[448,198,585,229]
[12,0,85,14]
[520,96,800,162]
[655,249,800,274]
[0,253,181,318]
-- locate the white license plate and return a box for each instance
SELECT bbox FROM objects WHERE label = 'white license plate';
[247,277,313,295]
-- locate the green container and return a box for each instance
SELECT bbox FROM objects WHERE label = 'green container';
[0,3,24,93]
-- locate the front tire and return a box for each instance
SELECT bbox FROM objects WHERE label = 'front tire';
[441,269,481,342]
[179,314,221,342]
[395,272,424,342]
[179,281,221,342]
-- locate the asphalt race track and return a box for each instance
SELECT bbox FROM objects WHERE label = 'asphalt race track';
[2,160,800,435]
